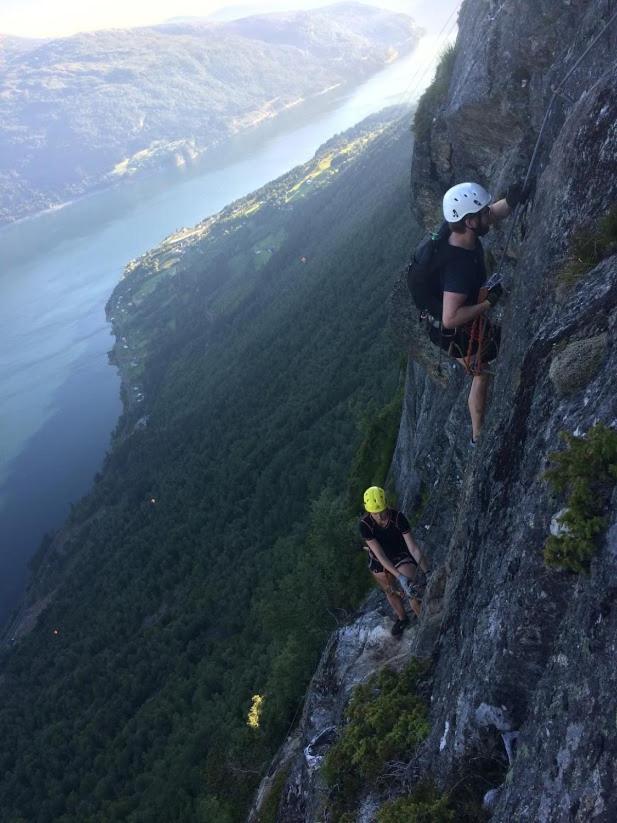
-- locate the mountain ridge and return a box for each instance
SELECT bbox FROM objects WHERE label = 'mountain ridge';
[0,3,421,225]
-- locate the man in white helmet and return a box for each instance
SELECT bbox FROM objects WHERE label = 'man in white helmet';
[427,180,530,442]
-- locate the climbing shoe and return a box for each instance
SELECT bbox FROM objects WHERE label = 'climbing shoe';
[391,616,410,637]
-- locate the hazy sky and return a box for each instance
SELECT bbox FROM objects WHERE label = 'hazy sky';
[0,0,220,37]
[0,0,460,39]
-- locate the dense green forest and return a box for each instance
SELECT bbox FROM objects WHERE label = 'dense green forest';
[0,110,417,822]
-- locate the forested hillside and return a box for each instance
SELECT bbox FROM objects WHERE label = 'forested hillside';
[0,2,420,224]
[0,109,418,822]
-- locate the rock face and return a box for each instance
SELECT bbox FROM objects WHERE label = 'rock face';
[253,1,617,820]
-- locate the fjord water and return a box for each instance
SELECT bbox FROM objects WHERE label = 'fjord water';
[0,43,437,624]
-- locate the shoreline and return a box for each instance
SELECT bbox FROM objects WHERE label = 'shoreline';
[0,60,404,233]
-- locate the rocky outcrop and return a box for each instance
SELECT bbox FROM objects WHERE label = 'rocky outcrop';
[253,1,617,820]
[248,593,418,822]
[548,332,608,396]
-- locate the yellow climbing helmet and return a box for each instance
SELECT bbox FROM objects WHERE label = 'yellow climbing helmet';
[363,486,387,513]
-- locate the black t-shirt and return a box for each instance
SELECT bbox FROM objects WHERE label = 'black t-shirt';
[429,237,487,312]
[359,509,416,565]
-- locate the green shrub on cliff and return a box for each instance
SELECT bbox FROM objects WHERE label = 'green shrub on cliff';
[257,766,289,823]
[544,423,617,572]
[377,782,455,822]
[323,661,430,816]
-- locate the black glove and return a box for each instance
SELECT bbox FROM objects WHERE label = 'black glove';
[485,283,503,308]
[505,177,534,209]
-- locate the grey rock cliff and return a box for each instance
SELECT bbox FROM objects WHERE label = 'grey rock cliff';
[253,0,617,820]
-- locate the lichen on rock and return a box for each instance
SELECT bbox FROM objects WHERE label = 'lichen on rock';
[549,333,608,396]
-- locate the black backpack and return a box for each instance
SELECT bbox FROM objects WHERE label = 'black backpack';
[406,221,450,318]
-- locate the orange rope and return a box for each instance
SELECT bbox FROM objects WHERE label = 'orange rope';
[464,315,489,376]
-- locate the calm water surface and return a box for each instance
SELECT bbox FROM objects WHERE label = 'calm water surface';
[0,39,443,624]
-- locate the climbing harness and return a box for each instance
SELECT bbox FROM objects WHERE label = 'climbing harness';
[421,308,495,378]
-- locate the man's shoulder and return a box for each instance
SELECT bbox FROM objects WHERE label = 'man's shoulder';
[441,241,481,265]
[440,243,483,290]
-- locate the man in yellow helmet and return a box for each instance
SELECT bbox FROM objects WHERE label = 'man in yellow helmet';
[360,486,431,636]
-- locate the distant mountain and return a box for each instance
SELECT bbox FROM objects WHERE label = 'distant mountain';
[0,3,421,224]
[205,0,462,30]
[207,5,267,23]
[0,33,44,63]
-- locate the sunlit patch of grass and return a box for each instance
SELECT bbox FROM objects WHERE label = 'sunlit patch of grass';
[243,202,261,217]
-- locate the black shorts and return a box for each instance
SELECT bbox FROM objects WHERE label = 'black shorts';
[368,553,385,574]
[368,552,415,574]
[429,320,501,363]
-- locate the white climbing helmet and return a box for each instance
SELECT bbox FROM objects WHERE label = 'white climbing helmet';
[443,182,492,222]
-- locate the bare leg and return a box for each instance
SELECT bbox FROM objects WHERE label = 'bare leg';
[373,571,406,620]
[395,562,422,617]
[456,358,490,440]
[468,372,489,440]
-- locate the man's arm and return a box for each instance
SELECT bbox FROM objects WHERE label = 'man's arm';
[442,290,489,328]
[402,532,429,573]
[366,539,399,577]
[488,198,512,223]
